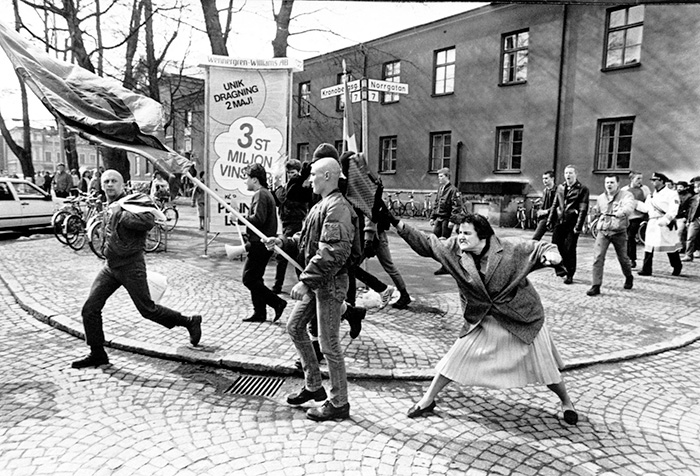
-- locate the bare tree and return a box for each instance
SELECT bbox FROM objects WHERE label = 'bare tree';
[199,0,228,55]
[271,0,294,58]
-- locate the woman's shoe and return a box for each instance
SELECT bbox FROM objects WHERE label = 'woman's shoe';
[562,407,579,425]
[407,400,436,418]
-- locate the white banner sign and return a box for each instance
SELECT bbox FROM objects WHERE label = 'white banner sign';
[203,62,293,233]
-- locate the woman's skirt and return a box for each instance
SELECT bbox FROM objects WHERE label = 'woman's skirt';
[434,315,564,389]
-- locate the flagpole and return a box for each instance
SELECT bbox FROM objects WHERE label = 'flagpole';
[185,171,303,272]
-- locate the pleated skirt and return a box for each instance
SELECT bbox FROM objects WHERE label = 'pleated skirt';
[434,315,564,389]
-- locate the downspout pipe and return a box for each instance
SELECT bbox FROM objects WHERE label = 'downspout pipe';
[553,5,568,177]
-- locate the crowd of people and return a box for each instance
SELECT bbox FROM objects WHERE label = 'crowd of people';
[529,167,699,296]
[59,148,697,427]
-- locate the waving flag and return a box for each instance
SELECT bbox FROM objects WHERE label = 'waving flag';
[0,21,191,175]
[341,59,358,154]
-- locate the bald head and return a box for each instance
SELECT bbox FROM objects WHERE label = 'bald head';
[101,169,125,202]
[310,157,342,197]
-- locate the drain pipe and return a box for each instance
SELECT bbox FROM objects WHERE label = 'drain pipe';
[553,5,568,177]
[455,141,463,189]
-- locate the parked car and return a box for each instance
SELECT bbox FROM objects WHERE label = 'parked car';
[0,177,62,231]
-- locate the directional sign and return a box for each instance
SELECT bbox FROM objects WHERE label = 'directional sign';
[367,79,409,95]
[320,80,360,99]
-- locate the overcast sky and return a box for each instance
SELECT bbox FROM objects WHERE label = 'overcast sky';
[0,1,486,124]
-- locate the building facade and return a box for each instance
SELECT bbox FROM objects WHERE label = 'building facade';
[291,4,700,225]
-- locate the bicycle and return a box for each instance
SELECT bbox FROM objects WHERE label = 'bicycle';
[52,194,89,245]
[63,195,104,251]
[154,197,179,232]
[528,198,542,228]
[516,200,528,229]
[636,220,647,245]
[422,192,435,219]
[386,191,405,217]
[402,191,421,218]
[581,207,599,239]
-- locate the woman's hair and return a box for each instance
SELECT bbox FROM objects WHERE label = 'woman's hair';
[460,213,494,240]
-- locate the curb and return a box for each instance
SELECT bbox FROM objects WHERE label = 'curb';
[4,270,700,380]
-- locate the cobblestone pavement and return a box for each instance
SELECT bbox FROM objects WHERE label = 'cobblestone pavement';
[1,280,699,475]
[1,198,699,378]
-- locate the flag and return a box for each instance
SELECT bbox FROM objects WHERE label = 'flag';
[0,21,192,175]
[341,59,358,154]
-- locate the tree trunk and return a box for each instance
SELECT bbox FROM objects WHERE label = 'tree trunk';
[272,0,294,58]
[0,110,34,180]
[200,0,228,55]
[143,0,160,102]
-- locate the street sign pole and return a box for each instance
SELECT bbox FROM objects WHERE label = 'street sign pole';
[360,78,369,161]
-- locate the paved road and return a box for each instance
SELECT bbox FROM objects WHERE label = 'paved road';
[1,198,699,378]
[1,277,699,475]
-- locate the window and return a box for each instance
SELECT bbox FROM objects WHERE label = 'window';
[79,153,85,163]
[501,30,529,84]
[298,81,311,117]
[382,61,401,104]
[379,136,397,172]
[45,151,51,161]
[297,143,310,163]
[596,117,634,170]
[429,132,451,171]
[496,126,523,171]
[433,47,455,95]
[334,140,344,154]
[604,6,644,69]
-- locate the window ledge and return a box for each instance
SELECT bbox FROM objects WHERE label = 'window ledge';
[498,81,527,87]
[493,170,522,175]
[379,170,397,175]
[601,62,641,73]
[431,92,455,98]
[592,169,630,174]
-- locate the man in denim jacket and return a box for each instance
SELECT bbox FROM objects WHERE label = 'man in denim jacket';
[266,157,359,422]
[587,175,635,296]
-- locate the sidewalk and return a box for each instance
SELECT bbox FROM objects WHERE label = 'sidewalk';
[2,198,700,379]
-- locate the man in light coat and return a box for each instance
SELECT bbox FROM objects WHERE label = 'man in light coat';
[587,175,635,296]
[636,172,682,276]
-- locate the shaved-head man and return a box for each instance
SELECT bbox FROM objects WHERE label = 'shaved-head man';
[72,169,203,368]
[265,155,359,422]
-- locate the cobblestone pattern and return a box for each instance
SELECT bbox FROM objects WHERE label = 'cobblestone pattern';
[1,282,698,475]
[2,227,699,375]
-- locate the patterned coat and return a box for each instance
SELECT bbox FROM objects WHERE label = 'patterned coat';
[637,185,682,253]
[398,223,560,344]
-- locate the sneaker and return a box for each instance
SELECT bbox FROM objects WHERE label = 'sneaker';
[391,293,411,309]
[586,285,600,296]
[187,315,202,346]
[680,256,693,262]
[624,275,633,290]
[379,286,395,309]
[71,351,109,369]
[287,386,327,406]
[306,400,350,422]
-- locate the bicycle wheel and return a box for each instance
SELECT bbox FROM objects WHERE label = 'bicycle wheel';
[144,225,162,253]
[590,218,599,239]
[52,210,72,245]
[87,216,106,260]
[404,203,417,218]
[64,215,87,250]
[391,202,405,217]
[516,209,527,229]
[162,206,179,232]
[637,221,647,245]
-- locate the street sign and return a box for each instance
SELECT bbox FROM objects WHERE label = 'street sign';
[367,79,409,95]
[351,90,379,103]
[320,80,360,99]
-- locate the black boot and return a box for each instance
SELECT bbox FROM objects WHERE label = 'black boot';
[72,346,109,369]
[392,292,411,309]
[342,304,366,339]
[186,315,202,346]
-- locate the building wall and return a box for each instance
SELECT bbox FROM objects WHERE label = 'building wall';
[291,4,700,224]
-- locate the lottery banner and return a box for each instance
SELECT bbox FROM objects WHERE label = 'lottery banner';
[202,56,302,234]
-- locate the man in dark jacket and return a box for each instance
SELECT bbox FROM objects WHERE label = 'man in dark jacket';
[241,163,287,323]
[430,167,462,274]
[546,164,590,284]
[531,170,556,241]
[272,159,312,294]
[72,170,202,369]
